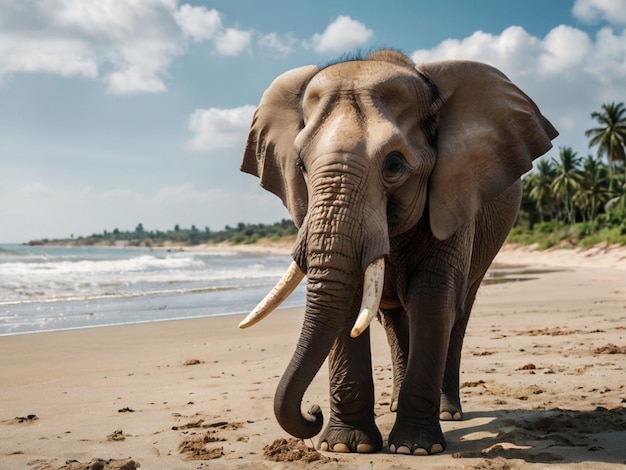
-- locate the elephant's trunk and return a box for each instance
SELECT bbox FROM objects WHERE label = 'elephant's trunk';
[273,283,341,438]
[273,258,384,438]
[272,165,389,439]
[274,221,365,438]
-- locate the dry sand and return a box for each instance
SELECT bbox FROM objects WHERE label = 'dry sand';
[1,244,625,469]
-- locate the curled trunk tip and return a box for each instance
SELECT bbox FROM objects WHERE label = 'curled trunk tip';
[274,378,325,438]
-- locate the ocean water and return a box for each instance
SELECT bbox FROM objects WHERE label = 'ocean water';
[0,244,305,336]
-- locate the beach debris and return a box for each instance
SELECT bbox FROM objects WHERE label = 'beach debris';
[58,458,140,469]
[461,380,486,388]
[483,442,533,453]
[453,442,562,463]
[172,418,241,431]
[453,457,512,469]
[263,438,332,463]
[183,359,203,366]
[172,418,205,430]
[118,407,134,413]
[107,429,126,441]
[12,414,38,423]
[594,343,626,354]
[178,433,224,460]
[472,350,496,356]
[517,327,580,336]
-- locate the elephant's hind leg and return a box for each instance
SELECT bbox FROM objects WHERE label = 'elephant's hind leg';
[440,278,482,421]
[318,328,382,453]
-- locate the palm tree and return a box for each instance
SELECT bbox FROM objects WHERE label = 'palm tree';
[605,172,626,215]
[528,159,557,222]
[574,155,609,222]
[585,102,626,180]
[551,147,582,225]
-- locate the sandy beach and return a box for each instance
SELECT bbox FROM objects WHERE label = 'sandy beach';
[1,244,625,469]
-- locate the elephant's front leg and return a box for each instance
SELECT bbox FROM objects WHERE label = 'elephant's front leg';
[388,276,456,455]
[318,327,382,453]
[379,308,409,412]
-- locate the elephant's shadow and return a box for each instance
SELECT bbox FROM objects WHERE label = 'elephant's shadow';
[375,406,626,464]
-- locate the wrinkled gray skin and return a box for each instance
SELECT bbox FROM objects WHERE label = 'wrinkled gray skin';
[241,50,558,456]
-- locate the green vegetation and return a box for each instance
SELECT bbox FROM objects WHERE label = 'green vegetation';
[513,101,626,248]
[38,219,298,247]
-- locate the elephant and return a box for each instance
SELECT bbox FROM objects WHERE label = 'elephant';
[238,50,558,456]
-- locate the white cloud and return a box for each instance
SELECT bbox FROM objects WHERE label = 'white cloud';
[214,28,253,56]
[538,25,591,75]
[185,105,256,151]
[0,0,181,93]
[107,67,168,94]
[258,32,297,58]
[310,16,373,54]
[0,34,98,78]
[0,0,257,93]
[411,26,542,76]
[409,23,626,87]
[174,4,252,56]
[589,27,626,85]
[573,0,626,25]
[174,4,222,41]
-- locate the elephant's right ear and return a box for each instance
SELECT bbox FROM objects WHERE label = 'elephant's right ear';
[241,65,319,228]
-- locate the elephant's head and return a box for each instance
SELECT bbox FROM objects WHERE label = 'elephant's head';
[239,50,558,439]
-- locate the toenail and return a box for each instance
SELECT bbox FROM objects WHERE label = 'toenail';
[412,447,428,456]
[396,445,411,455]
[333,443,350,453]
[319,442,329,451]
[431,443,444,454]
[356,443,375,453]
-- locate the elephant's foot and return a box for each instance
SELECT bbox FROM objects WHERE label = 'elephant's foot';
[439,392,463,421]
[318,415,382,453]
[388,415,446,456]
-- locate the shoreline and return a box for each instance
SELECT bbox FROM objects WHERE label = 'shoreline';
[1,242,624,339]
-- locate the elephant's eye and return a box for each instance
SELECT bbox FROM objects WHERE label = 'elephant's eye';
[383,152,407,183]
[296,156,307,173]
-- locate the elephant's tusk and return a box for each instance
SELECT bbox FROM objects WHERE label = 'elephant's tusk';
[238,261,305,329]
[350,257,385,338]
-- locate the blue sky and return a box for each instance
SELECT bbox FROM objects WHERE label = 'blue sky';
[1,0,625,243]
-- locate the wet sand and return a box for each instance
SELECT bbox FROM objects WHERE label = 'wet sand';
[1,245,625,469]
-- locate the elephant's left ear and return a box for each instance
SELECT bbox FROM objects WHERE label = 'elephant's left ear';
[241,65,319,228]
[417,60,559,240]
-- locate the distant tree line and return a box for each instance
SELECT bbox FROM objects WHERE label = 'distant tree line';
[42,219,298,247]
[512,101,626,248]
